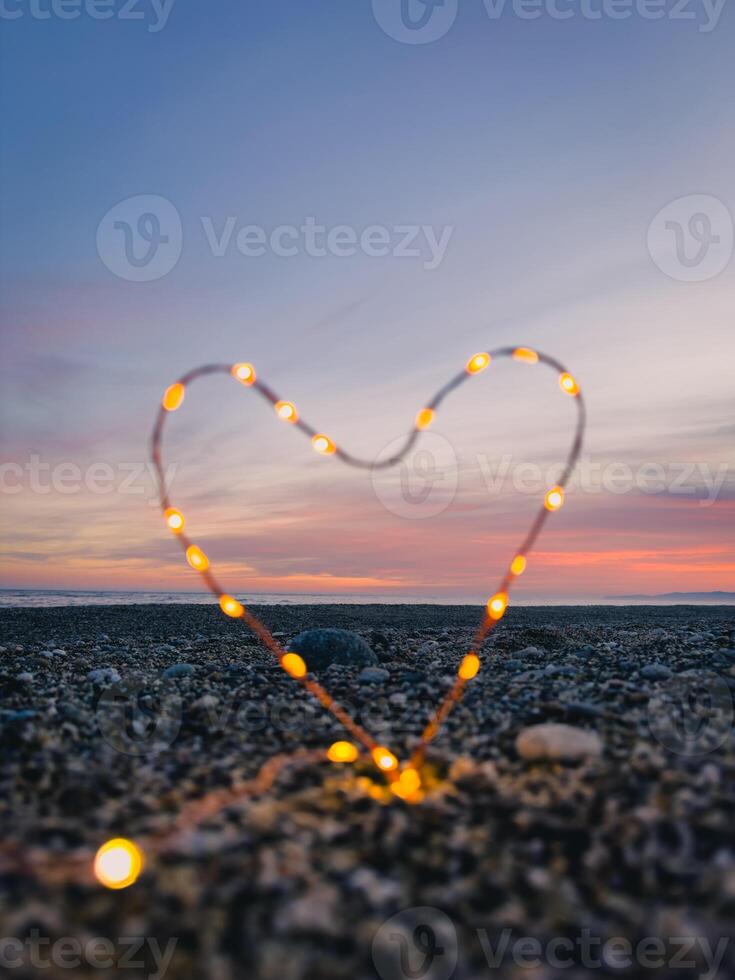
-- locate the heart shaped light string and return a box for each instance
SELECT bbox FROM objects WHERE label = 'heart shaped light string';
[0,346,586,891]
[151,345,585,790]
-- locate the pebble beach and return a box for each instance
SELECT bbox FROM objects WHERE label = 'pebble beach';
[1,603,734,979]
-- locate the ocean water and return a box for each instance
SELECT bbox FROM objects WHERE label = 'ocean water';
[0,589,481,608]
[1,590,730,609]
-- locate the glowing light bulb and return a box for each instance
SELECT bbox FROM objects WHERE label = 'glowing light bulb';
[312,434,336,455]
[372,746,398,772]
[510,554,527,576]
[458,652,481,680]
[487,592,508,620]
[559,372,580,396]
[415,408,435,430]
[219,595,244,618]
[391,767,422,800]
[282,652,307,678]
[513,347,539,364]
[327,741,359,763]
[162,382,185,412]
[164,507,185,533]
[93,838,143,890]
[465,352,490,375]
[544,486,565,511]
[186,545,209,571]
[231,363,256,386]
[275,400,298,423]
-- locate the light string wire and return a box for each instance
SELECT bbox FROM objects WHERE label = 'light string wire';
[151,346,585,787]
[0,346,585,891]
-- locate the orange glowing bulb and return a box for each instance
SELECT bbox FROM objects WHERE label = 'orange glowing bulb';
[93,838,144,890]
[559,372,580,396]
[282,652,307,678]
[372,746,399,772]
[186,545,209,571]
[164,507,185,533]
[458,652,481,680]
[391,767,422,799]
[415,408,435,430]
[312,434,336,455]
[545,486,565,511]
[275,400,298,423]
[513,347,539,364]
[465,352,491,375]
[162,382,185,412]
[231,362,256,386]
[327,741,359,763]
[487,592,508,620]
[219,595,244,618]
[510,554,527,576]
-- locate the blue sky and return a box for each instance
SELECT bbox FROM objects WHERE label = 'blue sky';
[1,0,733,597]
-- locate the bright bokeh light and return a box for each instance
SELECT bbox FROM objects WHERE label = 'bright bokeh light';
[487,592,508,620]
[231,362,256,385]
[219,595,244,618]
[275,400,298,423]
[327,741,359,763]
[282,652,307,678]
[162,382,185,412]
[391,767,422,800]
[465,352,490,375]
[415,408,435,430]
[559,372,580,396]
[93,838,143,890]
[164,507,184,533]
[458,652,481,680]
[372,746,399,772]
[545,486,565,511]
[312,434,336,455]
[510,554,527,576]
[512,347,539,364]
[186,545,209,571]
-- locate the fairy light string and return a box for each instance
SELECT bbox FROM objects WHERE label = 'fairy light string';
[0,347,585,892]
[151,345,585,785]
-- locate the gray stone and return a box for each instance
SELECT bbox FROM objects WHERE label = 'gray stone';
[86,667,121,685]
[163,663,196,679]
[288,629,377,672]
[516,723,603,761]
[641,663,672,681]
[358,667,390,684]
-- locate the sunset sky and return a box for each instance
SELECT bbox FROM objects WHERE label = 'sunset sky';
[1,2,733,601]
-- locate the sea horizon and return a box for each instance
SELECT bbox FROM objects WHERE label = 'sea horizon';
[1,588,733,609]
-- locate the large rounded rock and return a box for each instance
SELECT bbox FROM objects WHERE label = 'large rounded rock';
[516,723,602,762]
[288,629,377,672]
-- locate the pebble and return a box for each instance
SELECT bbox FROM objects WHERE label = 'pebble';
[288,628,377,671]
[163,663,196,679]
[516,723,603,761]
[86,667,121,685]
[641,663,672,681]
[357,667,390,685]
